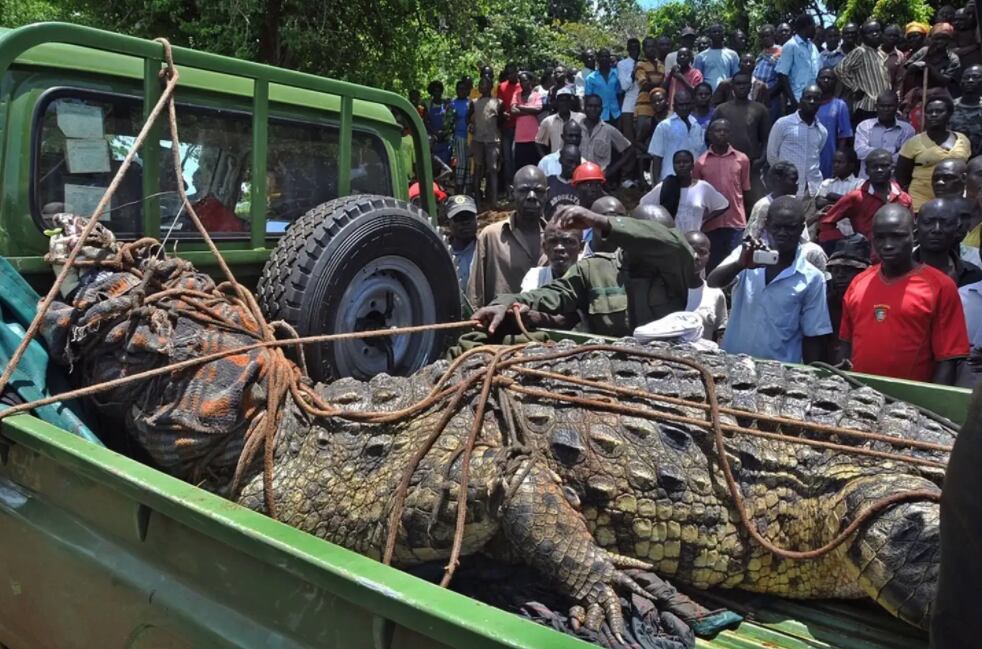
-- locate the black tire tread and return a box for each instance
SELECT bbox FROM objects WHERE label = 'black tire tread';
[256,195,459,381]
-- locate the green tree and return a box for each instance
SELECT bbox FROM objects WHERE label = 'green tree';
[2,0,940,96]
[648,0,725,36]
[833,0,933,27]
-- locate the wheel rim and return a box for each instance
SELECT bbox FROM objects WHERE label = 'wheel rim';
[331,255,437,380]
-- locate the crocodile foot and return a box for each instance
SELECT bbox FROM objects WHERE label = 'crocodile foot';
[499,460,660,642]
[566,564,652,638]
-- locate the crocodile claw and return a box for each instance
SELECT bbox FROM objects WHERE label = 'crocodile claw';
[577,557,655,643]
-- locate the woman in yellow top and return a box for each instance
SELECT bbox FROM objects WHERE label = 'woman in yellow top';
[895,93,972,211]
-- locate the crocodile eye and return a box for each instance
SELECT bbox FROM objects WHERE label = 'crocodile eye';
[525,405,555,431]
[550,428,585,465]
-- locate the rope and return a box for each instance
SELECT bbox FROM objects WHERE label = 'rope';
[491,343,943,561]
[510,366,953,456]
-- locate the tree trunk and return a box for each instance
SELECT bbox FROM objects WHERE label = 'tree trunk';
[258,0,283,66]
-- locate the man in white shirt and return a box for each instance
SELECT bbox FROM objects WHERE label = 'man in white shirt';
[538,120,585,177]
[766,85,827,198]
[648,89,706,181]
[535,90,585,155]
[633,229,728,345]
[666,27,698,71]
[574,49,596,98]
[683,230,728,340]
[618,38,641,188]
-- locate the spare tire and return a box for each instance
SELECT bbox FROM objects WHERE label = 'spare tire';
[257,195,461,382]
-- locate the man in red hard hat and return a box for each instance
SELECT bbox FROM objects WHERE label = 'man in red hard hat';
[571,161,607,212]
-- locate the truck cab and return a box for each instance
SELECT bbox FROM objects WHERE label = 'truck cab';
[1,23,461,382]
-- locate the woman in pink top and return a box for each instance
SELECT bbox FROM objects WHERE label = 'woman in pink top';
[512,71,545,169]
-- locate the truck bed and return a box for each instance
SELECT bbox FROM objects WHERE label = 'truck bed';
[0,411,932,649]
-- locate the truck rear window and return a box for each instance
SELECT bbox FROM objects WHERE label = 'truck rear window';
[35,95,145,235]
[263,121,392,234]
[34,90,392,239]
[162,105,253,237]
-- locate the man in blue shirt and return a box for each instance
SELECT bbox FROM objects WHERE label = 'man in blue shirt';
[775,13,821,112]
[584,48,622,122]
[707,195,832,363]
[819,26,845,69]
[695,24,741,91]
[647,88,706,181]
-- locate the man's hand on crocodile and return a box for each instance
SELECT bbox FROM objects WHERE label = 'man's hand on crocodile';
[473,303,556,336]
[472,304,511,335]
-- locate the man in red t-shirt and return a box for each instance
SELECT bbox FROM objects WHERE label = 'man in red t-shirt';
[838,203,969,384]
[818,148,912,249]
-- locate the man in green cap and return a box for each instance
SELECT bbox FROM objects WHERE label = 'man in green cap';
[472,203,696,337]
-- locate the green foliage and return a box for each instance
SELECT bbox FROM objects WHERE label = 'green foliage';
[1,0,939,97]
[835,0,933,26]
[0,0,68,24]
[647,1,719,37]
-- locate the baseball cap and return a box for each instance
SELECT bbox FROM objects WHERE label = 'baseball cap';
[832,233,872,264]
[826,254,870,270]
[446,194,477,219]
[681,27,697,37]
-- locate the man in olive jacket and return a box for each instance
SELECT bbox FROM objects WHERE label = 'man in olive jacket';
[473,204,696,337]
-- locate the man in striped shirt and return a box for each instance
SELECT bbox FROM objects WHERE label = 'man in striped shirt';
[836,21,891,127]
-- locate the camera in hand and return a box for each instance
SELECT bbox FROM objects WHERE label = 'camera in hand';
[752,248,780,266]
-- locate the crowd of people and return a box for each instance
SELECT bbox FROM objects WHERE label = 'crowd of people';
[418,5,982,387]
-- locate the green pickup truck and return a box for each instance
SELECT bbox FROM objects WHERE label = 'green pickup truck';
[0,22,967,649]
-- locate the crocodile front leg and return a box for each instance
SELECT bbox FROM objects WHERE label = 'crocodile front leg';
[499,459,652,640]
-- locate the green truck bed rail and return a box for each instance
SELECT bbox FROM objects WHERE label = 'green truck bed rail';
[0,21,438,245]
[0,413,587,649]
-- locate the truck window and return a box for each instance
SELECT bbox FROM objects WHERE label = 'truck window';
[265,119,339,233]
[34,91,253,238]
[264,121,392,234]
[351,131,392,196]
[35,95,145,235]
[36,92,392,239]
[161,108,253,237]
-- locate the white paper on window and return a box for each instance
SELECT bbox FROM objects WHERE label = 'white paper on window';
[56,101,105,139]
[65,138,111,174]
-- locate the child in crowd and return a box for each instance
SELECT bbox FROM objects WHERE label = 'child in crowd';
[816,148,863,210]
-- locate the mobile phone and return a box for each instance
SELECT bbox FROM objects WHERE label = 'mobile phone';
[752,249,779,265]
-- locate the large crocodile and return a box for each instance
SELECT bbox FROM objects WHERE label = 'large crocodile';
[238,339,950,633]
[35,221,951,636]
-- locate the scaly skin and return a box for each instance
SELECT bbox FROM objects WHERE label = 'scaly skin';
[238,340,951,631]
